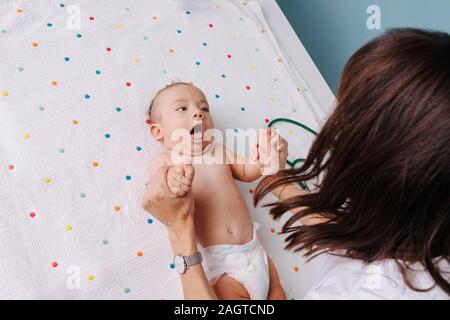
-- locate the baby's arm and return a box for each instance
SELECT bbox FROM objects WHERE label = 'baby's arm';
[226,148,263,182]
[149,153,193,197]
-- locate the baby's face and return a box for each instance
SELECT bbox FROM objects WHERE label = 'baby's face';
[150,84,214,152]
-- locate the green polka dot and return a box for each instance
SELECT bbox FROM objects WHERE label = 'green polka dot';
[1,29,7,34]
[80,192,86,198]
[58,148,65,153]
[38,106,45,111]
[102,239,108,245]
[17,66,24,72]
[136,146,142,151]
[115,107,121,112]
[95,70,101,75]
[124,288,131,293]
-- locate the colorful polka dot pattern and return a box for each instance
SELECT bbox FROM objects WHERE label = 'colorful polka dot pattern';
[0,0,320,300]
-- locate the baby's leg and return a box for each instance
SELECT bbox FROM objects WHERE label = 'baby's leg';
[212,274,251,300]
[267,256,287,300]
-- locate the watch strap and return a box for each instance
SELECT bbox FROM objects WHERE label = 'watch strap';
[185,251,203,268]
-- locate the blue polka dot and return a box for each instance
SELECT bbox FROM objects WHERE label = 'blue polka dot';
[59,3,65,8]
[147,218,153,224]
[221,74,226,78]
[186,11,191,15]
[64,56,70,62]
[202,42,207,46]
[234,128,239,133]
[241,107,246,111]
[105,133,111,138]
[136,146,142,151]
[195,61,201,66]
[176,29,182,34]
[116,107,121,112]
[95,70,101,75]
[47,22,53,27]
[125,175,132,181]
[170,263,175,269]
[76,33,82,38]
[84,94,91,99]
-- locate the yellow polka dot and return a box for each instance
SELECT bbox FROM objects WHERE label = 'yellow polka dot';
[261,28,266,33]
[2,91,9,97]
[288,129,293,135]
[137,251,143,257]
[92,161,99,167]
[32,42,39,47]
[133,57,140,63]
[269,96,275,102]
[114,205,121,212]
[43,177,51,184]
[87,274,94,281]
[51,81,58,86]
[23,133,30,139]
[232,35,237,41]
[66,225,73,231]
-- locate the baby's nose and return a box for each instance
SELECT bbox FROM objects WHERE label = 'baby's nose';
[193,112,204,119]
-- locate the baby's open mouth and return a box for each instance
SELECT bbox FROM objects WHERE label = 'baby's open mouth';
[189,122,203,137]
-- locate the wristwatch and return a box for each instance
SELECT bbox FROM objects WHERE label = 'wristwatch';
[173,252,203,274]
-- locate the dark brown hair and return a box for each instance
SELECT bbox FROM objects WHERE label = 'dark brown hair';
[254,29,450,295]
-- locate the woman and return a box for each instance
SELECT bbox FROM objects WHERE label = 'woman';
[142,28,450,299]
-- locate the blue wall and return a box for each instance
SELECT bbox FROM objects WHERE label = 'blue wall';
[276,0,450,93]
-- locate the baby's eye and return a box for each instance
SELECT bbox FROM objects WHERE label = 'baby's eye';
[200,107,209,112]
[175,106,187,111]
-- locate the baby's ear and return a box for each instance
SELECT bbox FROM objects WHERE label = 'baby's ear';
[150,123,164,141]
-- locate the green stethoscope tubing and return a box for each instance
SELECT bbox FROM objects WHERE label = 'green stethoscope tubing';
[267,118,319,191]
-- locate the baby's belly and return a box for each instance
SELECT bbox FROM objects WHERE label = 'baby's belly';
[192,166,254,247]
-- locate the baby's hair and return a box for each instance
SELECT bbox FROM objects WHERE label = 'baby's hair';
[147,81,193,121]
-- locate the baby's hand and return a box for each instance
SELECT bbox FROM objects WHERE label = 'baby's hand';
[166,164,195,197]
[257,128,288,175]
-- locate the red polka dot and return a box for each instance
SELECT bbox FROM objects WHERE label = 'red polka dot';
[208,23,214,28]
[52,261,58,268]
[245,85,251,90]
[29,212,36,218]
[106,47,111,52]
[227,54,232,59]
[146,119,151,124]
[8,164,14,170]
[126,82,131,87]
[89,16,94,21]
[264,118,270,123]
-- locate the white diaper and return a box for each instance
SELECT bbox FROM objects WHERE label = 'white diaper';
[198,222,270,300]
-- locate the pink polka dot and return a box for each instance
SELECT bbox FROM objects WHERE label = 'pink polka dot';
[52,261,58,268]
[126,82,131,87]
[89,16,94,21]
[208,23,214,28]
[29,212,36,218]
[264,118,270,123]
[106,47,111,52]
[8,164,14,170]
[245,85,251,90]
[227,54,232,59]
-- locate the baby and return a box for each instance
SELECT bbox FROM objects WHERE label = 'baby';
[147,82,287,300]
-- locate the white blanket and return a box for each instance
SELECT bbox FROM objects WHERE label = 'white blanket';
[0,0,324,299]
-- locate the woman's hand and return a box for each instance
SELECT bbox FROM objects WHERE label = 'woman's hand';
[142,163,195,234]
[257,128,289,175]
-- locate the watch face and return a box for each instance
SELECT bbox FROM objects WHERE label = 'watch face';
[174,255,186,274]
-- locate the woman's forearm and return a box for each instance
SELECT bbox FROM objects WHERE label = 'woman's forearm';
[271,183,327,226]
[168,221,217,300]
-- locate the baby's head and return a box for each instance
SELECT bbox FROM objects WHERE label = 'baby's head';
[148,82,214,153]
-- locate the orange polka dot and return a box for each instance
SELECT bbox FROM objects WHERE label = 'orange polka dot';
[114,205,121,212]
[51,81,58,86]
[72,120,78,125]
[92,161,99,167]
[168,48,174,53]
[17,8,23,13]
[294,266,299,272]
[270,228,276,234]
[137,251,143,257]
[152,16,158,20]
[32,42,39,47]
